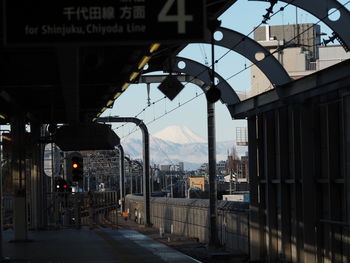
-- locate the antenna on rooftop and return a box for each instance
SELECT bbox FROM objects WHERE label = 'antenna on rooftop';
[236,127,248,146]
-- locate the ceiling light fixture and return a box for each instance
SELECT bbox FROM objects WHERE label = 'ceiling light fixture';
[113,92,122,100]
[106,100,114,107]
[138,56,151,70]
[121,83,130,91]
[150,43,160,53]
[129,72,139,82]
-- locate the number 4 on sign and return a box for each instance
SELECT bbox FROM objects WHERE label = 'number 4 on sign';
[158,0,193,34]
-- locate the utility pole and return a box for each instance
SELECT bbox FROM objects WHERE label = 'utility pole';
[207,22,220,248]
[170,173,173,198]
[0,127,10,260]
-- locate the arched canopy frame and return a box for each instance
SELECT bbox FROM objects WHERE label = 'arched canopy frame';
[250,0,350,51]
[143,56,240,118]
[206,27,292,86]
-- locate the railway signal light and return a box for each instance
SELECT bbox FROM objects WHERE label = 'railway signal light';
[71,156,83,181]
[55,177,70,192]
[65,152,84,183]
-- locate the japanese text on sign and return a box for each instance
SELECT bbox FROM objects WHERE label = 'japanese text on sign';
[62,6,146,21]
[4,0,205,45]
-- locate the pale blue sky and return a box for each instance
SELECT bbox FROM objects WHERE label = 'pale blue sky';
[103,0,349,142]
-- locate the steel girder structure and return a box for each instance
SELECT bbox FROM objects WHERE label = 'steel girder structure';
[117,145,125,212]
[230,59,350,118]
[97,116,150,226]
[82,151,119,190]
[144,26,293,118]
[250,0,350,51]
[205,27,292,86]
[239,59,350,262]
[144,56,240,117]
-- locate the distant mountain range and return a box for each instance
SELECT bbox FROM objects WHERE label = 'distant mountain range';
[153,125,206,144]
[121,125,247,170]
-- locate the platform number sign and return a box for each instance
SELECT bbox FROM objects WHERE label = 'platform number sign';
[3,0,205,46]
[158,0,193,34]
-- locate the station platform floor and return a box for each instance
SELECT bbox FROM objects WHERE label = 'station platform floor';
[1,226,202,263]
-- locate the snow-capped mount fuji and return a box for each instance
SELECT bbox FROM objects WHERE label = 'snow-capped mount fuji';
[153,125,206,144]
[121,125,248,170]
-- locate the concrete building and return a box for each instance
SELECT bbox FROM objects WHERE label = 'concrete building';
[178,161,184,171]
[160,163,184,172]
[253,23,320,58]
[317,45,350,70]
[216,160,227,174]
[250,24,350,97]
[160,164,171,172]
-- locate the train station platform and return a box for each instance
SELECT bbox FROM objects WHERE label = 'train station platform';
[2,226,201,263]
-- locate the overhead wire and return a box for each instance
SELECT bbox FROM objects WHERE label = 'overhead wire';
[114,1,295,136]
[120,92,205,139]
[225,0,350,81]
[112,1,295,137]
[112,0,350,139]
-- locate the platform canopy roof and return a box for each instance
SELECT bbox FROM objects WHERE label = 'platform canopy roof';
[0,0,237,125]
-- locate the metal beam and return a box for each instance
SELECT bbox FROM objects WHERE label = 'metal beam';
[248,116,260,261]
[11,114,28,241]
[139,74,204,87]
[139,74,248,101]
[207,27,291,86]
[57,47,80,124]
[117,145,125,213]
[97,116,150,226]
[250,0,350,51]
[230,60,350,118]
[144,57,240,118]
[300,103,317,262]
[207,101,218,247]
[124,156,133,194]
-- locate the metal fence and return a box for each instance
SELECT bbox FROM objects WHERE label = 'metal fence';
[3,195,13,229]
[2,191,118,230]
[46,191,118,228]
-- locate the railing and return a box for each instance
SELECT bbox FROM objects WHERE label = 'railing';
[307,61,317,71]
[46,191,118,228]
[3,195,13,229]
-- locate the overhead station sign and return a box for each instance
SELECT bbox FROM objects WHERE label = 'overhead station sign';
[3,0,206,46]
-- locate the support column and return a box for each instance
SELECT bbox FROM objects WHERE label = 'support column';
[130,163,133,194]
[248,116,260,261]
[289,105,304,262]
[29,122,44,230]
[141,123,150,226]
[257,115,267,260]
[327,101,343,263]
[125,157,133,195]
[57,47,80,124]
[11,115,28,241]
[343,95,350,263]
[41,126,48,228]
[207,101,218,247]
[300,102,317,262]
[117,145,125,212]
[263,111,278,262]
[97,117,151,226]
[276,108,292,262]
